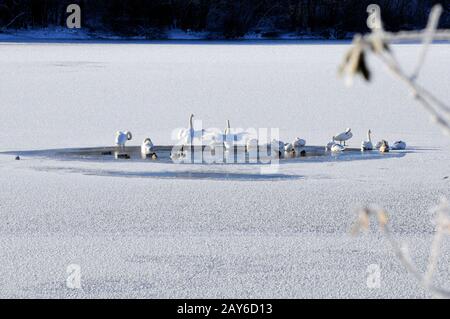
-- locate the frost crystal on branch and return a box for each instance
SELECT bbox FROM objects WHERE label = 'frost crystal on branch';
[346,5,450,297]
[353,199,450,298]
[339,4,450,136]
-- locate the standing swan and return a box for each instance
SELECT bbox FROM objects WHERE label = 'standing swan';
[177,113,207,148]
[334,128,353,146]
[115,131,132,147]
[223,120,233,150]
[178,114,195,146]
[361,129,374,151]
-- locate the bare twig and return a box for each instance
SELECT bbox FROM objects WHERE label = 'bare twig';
[367,30,450,43]
[339,4,450,137]
[411,5,442,80]
[346,5,450,298]
[353,199,450,298]
[3,12,26,29]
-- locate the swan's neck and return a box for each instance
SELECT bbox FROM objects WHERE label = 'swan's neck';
[189,114,194,130]
[225,120,230,135]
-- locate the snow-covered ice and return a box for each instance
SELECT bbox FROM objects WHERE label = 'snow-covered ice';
[0,42,449,298]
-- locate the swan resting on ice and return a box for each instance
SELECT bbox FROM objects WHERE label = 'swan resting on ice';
[378,140,390,153]
[141,138,154,154]
[391,140,407,150]
[361,129,373,151]
[293,137,306,148]
[331,144,345,153]
[284,142,295,158]
[334,128,353,146]
[141,138,158,159]
[115,131,132,147]
[268,139,284,157]
[284,142,295,153]
[325,137,337,151]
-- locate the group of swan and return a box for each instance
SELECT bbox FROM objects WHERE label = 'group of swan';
[176,114,307,157]
[324,128,406,153]
[324,128,352,152]
[115,117,407,161]
[324,128,353,153]
[115,130,157,159]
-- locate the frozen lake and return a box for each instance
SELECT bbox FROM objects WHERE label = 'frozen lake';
[0,42,449,298]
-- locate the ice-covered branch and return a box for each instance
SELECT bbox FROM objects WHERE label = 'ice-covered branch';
[339,4,450,137]
[345,5,450,297]
[411,4,442,80]
[353,199,450,298]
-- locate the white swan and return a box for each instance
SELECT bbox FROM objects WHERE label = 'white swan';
[177,114,206,146]
[284,142,295,158]
[293,137,306,148]
[170,147,186,161]
[361,129,373,151]
[325,137,337,151]
[379,140,390,153]
[115,131,132,147]
[223,120,234,150]
[284,142,295,153]
[391,140,406,150]
[376,140,390,150]
[271,139,284,152]
[222,121,251,150]
[331,144,345,153]
[177,114,195,145]
[141,138,154,155]
[334,128,353,146]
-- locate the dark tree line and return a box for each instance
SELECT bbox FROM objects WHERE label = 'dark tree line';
[1,0,449,39]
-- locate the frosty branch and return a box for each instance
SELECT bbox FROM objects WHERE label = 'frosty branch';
[342,4,450,298]
[339,4,450,136]
[352,199,450,298]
